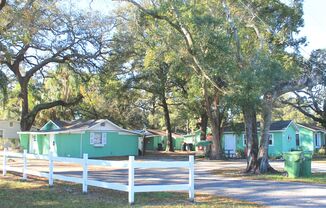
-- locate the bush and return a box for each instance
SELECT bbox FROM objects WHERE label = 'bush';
[236,149,245,158]
[317,147,326,155]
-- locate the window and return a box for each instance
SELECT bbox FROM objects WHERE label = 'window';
[9,122,14,127]
[0,130,3,138]
[288,135,292,142]
[296,133,300,146]
[243,134,247,146]
[90,132,107,147]
[315,133,321,148]
[268,134,274,146]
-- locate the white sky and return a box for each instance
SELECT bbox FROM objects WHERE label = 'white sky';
[300,0,326,54]
[75,0,326,55]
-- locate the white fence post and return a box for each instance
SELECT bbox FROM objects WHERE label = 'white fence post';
[128,156,135,205]
[49,152,54,186]
[82,153,88,193]
[2,148,7,176]
[22,150,27,180]
[189,155,195,202]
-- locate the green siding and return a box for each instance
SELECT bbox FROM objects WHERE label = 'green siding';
[222,122,299,157]
[145,135,184,151]
[19,130,139,158]
[82,131,138,158]
[269,132,283,157]
[174,138,184,150]
[299,127,314,151]
[145,136,162,151]
[55,133,81,158]
[19,134,29,150]
[281,125,298,153]
[41,121,60,131]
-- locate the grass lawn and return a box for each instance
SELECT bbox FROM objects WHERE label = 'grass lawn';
[0,173,261,208]
[213,169,326,184]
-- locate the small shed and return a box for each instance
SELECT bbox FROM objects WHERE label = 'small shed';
[297,123,326,151]
[18,119,140,158]
[142,129,184,151]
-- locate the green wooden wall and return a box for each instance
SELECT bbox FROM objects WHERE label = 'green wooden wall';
[221,123,299,157]
[20,131,139,158]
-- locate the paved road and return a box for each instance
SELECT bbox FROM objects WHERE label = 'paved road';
[1,157,326,207]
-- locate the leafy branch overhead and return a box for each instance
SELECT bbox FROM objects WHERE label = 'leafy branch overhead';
[0,0,113,130]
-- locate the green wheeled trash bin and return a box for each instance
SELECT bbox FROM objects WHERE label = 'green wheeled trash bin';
[283,151,302,178]
[301,151,312,177]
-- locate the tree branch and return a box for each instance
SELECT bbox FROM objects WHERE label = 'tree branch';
[26,94,84,122]
[119,0,226,94]
[0,0,6,11]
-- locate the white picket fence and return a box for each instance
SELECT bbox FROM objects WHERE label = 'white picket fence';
[0,150,195,204]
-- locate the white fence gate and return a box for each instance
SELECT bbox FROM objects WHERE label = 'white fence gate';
[0,150,195,204]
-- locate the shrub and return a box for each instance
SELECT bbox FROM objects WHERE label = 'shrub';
[236,149,245,158]
[317,147,326,155]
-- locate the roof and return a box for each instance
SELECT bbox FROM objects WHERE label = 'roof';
[224,120,295,132]
[146,129,183,138]
[18,119,138,135]
[297,123,326,133]
[270,120,293,131]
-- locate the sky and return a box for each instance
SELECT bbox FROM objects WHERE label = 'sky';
[300,0,326,54]
[76,0,326,55]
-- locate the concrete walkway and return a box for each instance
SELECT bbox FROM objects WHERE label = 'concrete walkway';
[1,156,326,207]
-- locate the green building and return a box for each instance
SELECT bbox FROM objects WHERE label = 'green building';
[183,128,212,150]
[18,119,140,158]
[142,129,184,151]
[297,123,326,152]
[221,120,300,157]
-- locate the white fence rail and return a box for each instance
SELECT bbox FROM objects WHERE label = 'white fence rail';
[0,149,195,204]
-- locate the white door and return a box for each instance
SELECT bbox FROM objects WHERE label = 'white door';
[49,134,57,156]
[224,134,236,154]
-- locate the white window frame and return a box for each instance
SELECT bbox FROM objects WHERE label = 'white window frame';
[268,134,274,146]
[315,133,321,148]
[90,132,107,147]
[243,134,247,146]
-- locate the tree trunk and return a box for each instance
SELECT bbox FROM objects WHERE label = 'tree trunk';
[199,110,208,140]
[19,78,33,131]
[0,0,6,11]
[258,93,277,173]
[162,96,174,152]
[243,107,259,173]
[203,79,222,159]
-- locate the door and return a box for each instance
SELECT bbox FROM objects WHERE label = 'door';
[29,135,38,154]
[49,134,57,156]
[224,134,236,155]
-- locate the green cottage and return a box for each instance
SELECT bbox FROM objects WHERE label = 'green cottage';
[221,120,300,157]
[142,129,184,151]
[297,123,326,152]
[18,119,140,158]
[183,128,212,151]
